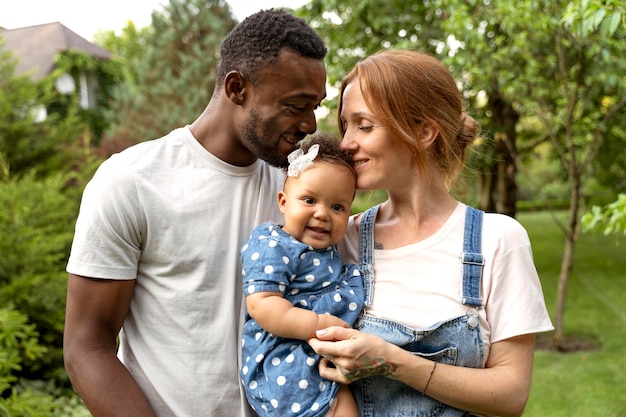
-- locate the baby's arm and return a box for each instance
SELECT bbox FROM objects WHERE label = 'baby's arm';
[246,291,349,340]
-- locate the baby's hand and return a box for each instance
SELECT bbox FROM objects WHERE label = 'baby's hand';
[316,314,349,331]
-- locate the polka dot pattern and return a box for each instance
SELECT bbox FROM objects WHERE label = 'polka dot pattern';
[240,222,365,416]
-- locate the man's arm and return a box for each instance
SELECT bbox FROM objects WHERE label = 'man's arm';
[63,273,158,417]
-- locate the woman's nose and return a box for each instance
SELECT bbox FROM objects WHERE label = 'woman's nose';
[339,132,356,152]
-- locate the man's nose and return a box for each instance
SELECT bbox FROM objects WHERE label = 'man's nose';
[298,109,317,134]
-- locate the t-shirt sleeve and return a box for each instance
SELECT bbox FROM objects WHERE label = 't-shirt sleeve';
[66,156,142,279]
[483,215,554,343]
[241,226,297,295]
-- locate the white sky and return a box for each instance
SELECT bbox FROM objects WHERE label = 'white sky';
[0,0,310,41]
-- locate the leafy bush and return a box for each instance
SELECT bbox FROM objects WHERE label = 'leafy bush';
[0,165,79,385]
[0,378,90,417]
[582,193,626,236]
[0,308,47,394]
[0,308,87,416]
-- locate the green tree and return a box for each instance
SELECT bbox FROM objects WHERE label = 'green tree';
[0,161,79,384]
[298,0,521,213]
[0,40,88,177]
[299,0,626,350]
[100,0,238,154]
[506,1,625,349]
[436,0,626,349]
[51,50,124,143]
[0,36,102,414]
[298,0,444,132]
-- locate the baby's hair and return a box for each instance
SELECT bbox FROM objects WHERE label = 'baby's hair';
[298,133,356,179]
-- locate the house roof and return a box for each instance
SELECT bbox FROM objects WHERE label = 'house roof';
[0,22,111,81]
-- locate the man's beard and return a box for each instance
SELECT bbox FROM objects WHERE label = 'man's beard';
[241,110,289,168]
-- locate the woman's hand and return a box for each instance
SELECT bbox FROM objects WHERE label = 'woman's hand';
[308,326,399,384]
[310,327,536,417]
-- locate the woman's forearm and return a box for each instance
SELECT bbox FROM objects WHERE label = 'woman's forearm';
[388,341,532,417]
[312,328,535,417]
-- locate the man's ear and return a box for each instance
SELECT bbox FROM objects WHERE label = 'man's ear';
[224,71,246,105]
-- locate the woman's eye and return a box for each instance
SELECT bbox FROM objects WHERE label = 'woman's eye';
[358,125,374,132]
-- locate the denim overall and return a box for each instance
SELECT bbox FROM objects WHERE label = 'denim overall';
[351,205,485,417]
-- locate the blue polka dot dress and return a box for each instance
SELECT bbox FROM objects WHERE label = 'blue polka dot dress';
[240,222,364,416]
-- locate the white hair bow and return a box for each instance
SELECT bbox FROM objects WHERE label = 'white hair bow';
[287,144,319,177]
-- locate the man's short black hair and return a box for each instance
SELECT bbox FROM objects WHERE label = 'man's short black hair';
[217,9,327,85]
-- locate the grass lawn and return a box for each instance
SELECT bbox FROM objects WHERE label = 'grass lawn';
[519,211,626,417]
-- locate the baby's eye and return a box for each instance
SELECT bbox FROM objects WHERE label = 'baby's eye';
[303,197,315,204]
[332,204,345,212]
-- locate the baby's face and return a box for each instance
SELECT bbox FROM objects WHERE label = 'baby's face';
[278,161,355,249]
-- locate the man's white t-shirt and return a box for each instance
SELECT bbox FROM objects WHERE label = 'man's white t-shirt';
[338,202,553,363]
[67,126,284,417]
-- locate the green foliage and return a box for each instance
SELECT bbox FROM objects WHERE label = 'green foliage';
[582,193,626,235]
[517,141,570,202]
[562,0,626,37]
[351,190,387,214]
[0,379,90,417]
[519,211,626,416]
[53,51,124,142]
[101,0,238,151]
[300,0,442,84]
[300,0,626,202]
[297,0,444,132]
[0,41,86,177]
[0,167,79,384]
[94,21,151,92]
[0,308,87,416]
[0,308,47,393]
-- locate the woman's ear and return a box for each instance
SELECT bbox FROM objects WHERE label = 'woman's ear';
[224,71,246,105]
[419,120,439,149]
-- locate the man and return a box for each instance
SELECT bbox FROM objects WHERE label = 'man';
[63,9,327,417]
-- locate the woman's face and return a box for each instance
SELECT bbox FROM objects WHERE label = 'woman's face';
[339,80,415,191]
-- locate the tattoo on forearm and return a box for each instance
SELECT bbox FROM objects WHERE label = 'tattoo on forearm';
[339,357,398,382]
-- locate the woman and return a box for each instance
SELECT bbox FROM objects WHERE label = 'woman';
[308,49,553,417]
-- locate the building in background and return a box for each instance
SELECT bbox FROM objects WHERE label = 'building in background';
[1,22,111,110]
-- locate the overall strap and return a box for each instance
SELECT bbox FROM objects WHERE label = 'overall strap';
[460,206,484,307]
[358,204,380,307]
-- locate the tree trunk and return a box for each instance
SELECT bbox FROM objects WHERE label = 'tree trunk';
[495,132,517,217]
[488,90,519,217]
[477,159,496,212]
[553,176,582,350]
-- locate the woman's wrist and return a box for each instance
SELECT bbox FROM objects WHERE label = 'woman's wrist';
[340,339,400,383]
